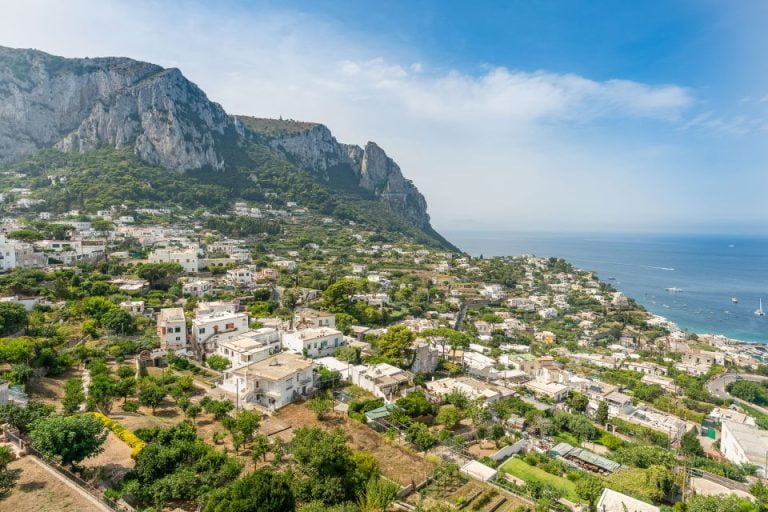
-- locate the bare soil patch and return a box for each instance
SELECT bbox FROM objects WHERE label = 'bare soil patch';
[4,455,100,512]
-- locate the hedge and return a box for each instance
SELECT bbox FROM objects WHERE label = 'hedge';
[89,411,145,457]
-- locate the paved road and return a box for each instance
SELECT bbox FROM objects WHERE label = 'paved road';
[706,372,768,415]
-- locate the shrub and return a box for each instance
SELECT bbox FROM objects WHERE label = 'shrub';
[89,411,145,457]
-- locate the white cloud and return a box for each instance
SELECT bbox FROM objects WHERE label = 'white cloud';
[0,0,763,232]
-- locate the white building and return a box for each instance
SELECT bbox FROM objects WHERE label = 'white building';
[120,300,145,315]
[215,329,281,369]
[157,308,187,351]
[350,363,414,402]
[149,246,199,273]
[293,308,336,329]
[524,380,568,402]
[0,236,47,271]
[192,310,249,355]
[221,353,315,411]
[226,268,253,286]
[626,361,668,376]
[282,327,345,358]
[597,488,659,512]
[720,421,768,476]
[425,376,511,404]
[182,279,213,297]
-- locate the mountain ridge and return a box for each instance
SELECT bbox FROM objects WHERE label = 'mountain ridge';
[0,45,452,248]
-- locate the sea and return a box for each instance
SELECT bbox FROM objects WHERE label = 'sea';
[442,230,768,343]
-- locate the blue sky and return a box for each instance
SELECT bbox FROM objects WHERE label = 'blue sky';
[3,1,768,232]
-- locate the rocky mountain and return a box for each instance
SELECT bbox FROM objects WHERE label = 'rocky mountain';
[236,118,431,229]
[0,46,446,245]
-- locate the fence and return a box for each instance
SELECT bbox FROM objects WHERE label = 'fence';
[4,428,134,512]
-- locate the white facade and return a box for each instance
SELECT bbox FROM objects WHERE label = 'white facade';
[221,353,315,411]
[720,421,768,476]
[597,488,659,512]
[226,268,253,286]
[157,308,187,351]
[293,308,336,329]
[282,327,345,358]
[192,310,249,354]
[149,246,199,273]
[182,279,213,297]
[350,363,414,402]
[216,328,281,369]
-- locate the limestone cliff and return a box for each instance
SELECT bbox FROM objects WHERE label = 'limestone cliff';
[240,117,432,230]
[0,46,232,170]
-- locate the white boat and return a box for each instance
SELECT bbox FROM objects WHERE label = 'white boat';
[756,299,765,317]
[732,297,738,304]
[666,287,683,293]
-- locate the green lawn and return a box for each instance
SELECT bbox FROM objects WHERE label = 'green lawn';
[500,457,580,502]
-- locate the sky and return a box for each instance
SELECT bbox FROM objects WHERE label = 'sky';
[2,0,768,233]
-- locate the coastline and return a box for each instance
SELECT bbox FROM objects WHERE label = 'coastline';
[444,230,768,345]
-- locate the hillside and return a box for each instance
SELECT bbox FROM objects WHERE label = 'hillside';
[0,46,454,250]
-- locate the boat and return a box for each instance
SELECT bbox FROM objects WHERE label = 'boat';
[756,299,765,317]
[732,297,739,304]
[666,287,683,293]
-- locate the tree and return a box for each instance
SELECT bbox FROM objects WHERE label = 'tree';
[406,422,438,452]
[396,392,433,418]
[290,427,359,504]
[206,354,231,372]
[62,378,85,414]
[7,363,34,390]
[375,325,415,364]
[29,414,106,467]
[138,383,166,414]
[307,396,333,420]
[203,469,295,512]
[681,429,704,457]
[8,229,43,243]
[567,391,589,413]
[185,403,202,423]
[0,401,54,433]
[233,410,261,441]
[203,398,234,420]
[595,401,609,426]
[114,377,136,404]
[0,445,20,500]
[575,475,604,512]
[436,405,462,430]
[101,308,135,335]
[251,434,270,463]
[0,303,27,336]
[136,262,184,288]
[87,374,116,414]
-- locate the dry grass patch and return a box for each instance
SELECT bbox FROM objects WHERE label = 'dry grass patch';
[4,455,99,512]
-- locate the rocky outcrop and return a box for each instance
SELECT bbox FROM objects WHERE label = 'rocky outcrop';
[255,121,432,229]
[0,46,231,170]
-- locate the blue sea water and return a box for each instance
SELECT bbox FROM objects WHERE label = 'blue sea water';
[442,230,768,343]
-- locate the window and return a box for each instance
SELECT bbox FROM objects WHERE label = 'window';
[174,327,181,333]
[199,328,206,334]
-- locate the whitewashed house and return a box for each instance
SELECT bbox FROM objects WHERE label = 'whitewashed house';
[282,327,345,358]
[221,353,315,411]
[157,308,187,351]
